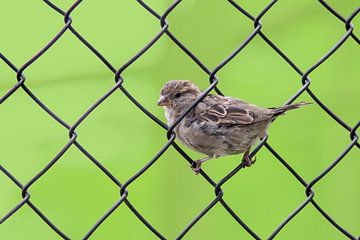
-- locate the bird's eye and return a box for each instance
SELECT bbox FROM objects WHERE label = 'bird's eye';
[174,92,181,98]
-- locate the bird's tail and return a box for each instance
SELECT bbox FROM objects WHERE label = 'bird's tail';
[271,101,311,117]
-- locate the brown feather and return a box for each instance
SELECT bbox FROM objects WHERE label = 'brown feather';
[196,95,273,126]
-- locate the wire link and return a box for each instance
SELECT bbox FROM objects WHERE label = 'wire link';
[0,0,359,239]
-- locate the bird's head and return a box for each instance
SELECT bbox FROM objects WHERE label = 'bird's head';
[157,80,201,112]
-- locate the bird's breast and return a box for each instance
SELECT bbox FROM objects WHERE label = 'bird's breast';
[164,107,175,126]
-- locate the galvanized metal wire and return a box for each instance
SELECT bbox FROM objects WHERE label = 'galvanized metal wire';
[1,0,359,239]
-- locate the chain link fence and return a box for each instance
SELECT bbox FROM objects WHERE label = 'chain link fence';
[1,0,359,239]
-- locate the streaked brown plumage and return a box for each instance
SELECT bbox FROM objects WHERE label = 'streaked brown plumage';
[158,80,309,174]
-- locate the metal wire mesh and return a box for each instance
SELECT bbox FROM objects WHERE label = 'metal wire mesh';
[1,0,359,239]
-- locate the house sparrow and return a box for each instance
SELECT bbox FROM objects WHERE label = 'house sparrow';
[158,80,308,174]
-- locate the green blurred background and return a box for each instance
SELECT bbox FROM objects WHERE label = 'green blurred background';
[1,0,359,239]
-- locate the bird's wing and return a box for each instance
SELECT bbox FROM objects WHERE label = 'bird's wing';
[196,95,272,126]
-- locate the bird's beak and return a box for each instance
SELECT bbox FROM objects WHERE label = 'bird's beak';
[157,95,169,106]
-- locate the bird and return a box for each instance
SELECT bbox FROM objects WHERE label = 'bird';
[157,80,309,174]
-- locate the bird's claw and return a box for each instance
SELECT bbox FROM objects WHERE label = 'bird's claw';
[191,160,202,175]
[243,155,256,167]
